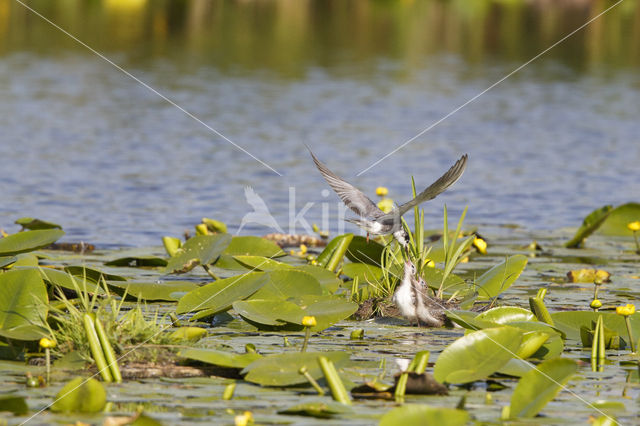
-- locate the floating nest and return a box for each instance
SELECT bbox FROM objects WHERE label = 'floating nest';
[353,298,399,320]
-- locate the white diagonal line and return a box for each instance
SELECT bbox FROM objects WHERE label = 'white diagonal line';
[357,0,625,176]
[20,256,275,425]
[12,0,282,177]
[355,248,614,422]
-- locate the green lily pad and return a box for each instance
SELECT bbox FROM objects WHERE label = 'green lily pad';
[104,256,168,267]
[278,295,359,331]
[507,321,565,360]
[176,271,268,316]
[515,331,550,359]
[179,348,262,369]
[242,351,349,386]
[0,229,65,256]
[498,358,534,377]
[379,404,470,426]
[551,311,640,344]
[0,269,48,340]
[108,280,199,301]
[565,205,613,247]
[422,267,466,293]
[345,236,385,266]
[0,256,17,268]
[12,253,39,267]
[434,326,523,384]
[169,326,207,342]
[212,254,247,271]
[233,299,304,327]
[0,394,28,415]
[279,401,353,418]
[250,270,323,300]
[474,255,527,299]
[446,310,496,330]
[17,266,102,293]
[65,266,127,282]
[50,377,106,413]
[15,217,62,230]
[233,255,293,271]
[341,262,383,282]
[476,306,536,324]
[165,234,232,274]
[508,358,578,419]
[597,202,640,236]
[223,236,285,258]
[297,265,342,293]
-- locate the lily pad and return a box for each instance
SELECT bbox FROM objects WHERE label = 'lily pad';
[379,404,470,426]
[50,377,107,413]
[0,394,28,415]
[508,358,578,419]
[476,306,536,324]
[279,400,353,418]
[15,217,62,230]
[565,205,613,247]
[276,295,359,331]
[165,234,232,274]
[0,256,17,268]
[434,326,523,384]
[341,262,383,282]
[250,270,323,300]
[233,255,293,271]
[474,255,528,299]
[179,348,262,369]
[65,266,127,282]
[242,351,349,386]
[551,311,640,344]
[108,280,199,301]
[422,267,466,293]
[0,268,48,340]
[104,256,168,267]
[223,236,285,258]
[596,202,640,236]
[297,265,342,293]
[17,266,102,293]
[0,229,65,256]
[177,271,268,316]
[233,299,303,327]
[345,236,385,266]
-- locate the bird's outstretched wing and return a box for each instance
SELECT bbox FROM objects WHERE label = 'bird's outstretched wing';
[396,154,468,216]
[307,146,384,219]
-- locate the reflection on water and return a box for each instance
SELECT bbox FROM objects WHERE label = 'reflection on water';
[1,0,639,73]
[0,0,639,247]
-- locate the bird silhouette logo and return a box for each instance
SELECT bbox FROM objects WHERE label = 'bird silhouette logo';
[236,186,284,235]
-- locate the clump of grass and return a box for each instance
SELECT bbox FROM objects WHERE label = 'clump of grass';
[45,273,176,364]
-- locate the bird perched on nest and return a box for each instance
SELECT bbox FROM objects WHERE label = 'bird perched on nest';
[307,146,467,249]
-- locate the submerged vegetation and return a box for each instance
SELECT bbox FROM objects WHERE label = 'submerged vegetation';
[0,199,639,424]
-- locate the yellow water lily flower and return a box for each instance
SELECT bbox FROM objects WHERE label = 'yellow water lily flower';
[616,304,636,316]
[234,411,253,426]
[375,186,388,197]
[302,316,317,327]
[473,237,487,254]
[627,221,640,232]
[299,244,308,255]
[377,198,394,213]
[39,337,56,349]
[590,299,602,309]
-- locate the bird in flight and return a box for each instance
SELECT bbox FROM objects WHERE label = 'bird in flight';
[307,146,468,248]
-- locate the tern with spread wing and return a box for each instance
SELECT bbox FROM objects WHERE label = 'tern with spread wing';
[307,147,468,248]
